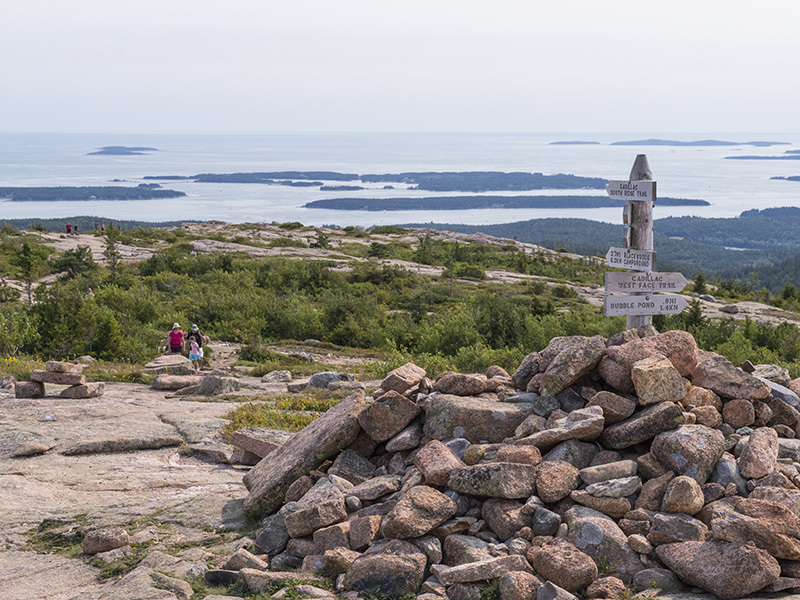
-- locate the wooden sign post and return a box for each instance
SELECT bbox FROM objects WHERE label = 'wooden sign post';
[603,155,687,328]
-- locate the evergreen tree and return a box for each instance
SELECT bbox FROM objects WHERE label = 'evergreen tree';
[11,240,49,304]
[103,222,122,282]
[692,272,707,295]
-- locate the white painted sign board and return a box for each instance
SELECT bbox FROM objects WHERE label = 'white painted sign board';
[607,180,656,201]
[604,294,688,317]
[605,271,688,293]
[605,247,655,272]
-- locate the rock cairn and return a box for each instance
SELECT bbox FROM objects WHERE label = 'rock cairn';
[214,328,800,600]
[15,361,104,399]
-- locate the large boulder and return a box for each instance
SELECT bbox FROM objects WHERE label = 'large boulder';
[381,486,457,539]
[143,354,196,376]
[381,363,426,394]
[691,352,771,400]
[527,540,598,592]
[709,497,800,560]
[738,427,778,479]
[358,391,420,443]
[649,425,725,484]
[514,406,604,450]
[566,507,642,581]
[448,463,537,499]
[631,354,686,405]
[656,541,780,598]
[424,395,536,443]
[600,402,684,450]
[599,330,698,393]
[344,540,428,596]
[537,336,607,397]
[243,390,367,517]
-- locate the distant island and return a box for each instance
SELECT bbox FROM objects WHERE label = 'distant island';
[319,185,365,191]
[304,195,709,211]
[770,176,800,182]
[0,186,186,201]
[549,141,601,145]
[612,139,789,147]
[88,146,159,156]
[725,155,800,161]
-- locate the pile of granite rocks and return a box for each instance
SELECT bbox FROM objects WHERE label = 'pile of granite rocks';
[215,327,800,600]
[15,360,104,399]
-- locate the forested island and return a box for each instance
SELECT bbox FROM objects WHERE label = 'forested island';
[769,177,800,183]
[143,170,609,192]
[304,195,709,211]
[549,141,601,145]
[192,171,359,183]
[612,139,788,147]
[0,186,186,201]
[87,146,158,156]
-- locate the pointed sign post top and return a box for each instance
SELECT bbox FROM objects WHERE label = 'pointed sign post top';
[629,154,653,182]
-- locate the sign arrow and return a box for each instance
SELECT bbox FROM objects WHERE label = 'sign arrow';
[607,180,656,202]
[605,271,688,293]
[605,247,655,272]
[604,294,688,317]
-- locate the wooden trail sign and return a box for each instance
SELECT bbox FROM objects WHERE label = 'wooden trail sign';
[607,180,656,202]
[604,294,688,317]
[605,247,655,272]
[605,271,688,293]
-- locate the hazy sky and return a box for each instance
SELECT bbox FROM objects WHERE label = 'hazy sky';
[2,0,798,134]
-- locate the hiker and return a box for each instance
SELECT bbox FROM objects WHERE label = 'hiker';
[66,223,72,234]
[188,338,202,373]
[186,324,207,369]
[101,223,105,231]
[167,323,184,354]
[94,221,99,230]
[74,224,79,234]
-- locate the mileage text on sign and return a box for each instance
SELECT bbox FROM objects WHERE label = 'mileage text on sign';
[603,294,688,317]
[605,247,655,272]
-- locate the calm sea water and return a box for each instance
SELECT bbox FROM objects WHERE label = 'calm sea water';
[1,132,799,227]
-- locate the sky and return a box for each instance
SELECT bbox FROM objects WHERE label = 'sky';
[1,0,798,134]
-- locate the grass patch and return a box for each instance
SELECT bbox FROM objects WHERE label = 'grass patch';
[0,355,45,380]
[26,515,88,557]
[221,389,349,437]
[83,361,152,384]
[91,541,155,580]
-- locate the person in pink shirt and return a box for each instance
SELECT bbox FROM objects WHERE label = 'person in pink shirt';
[167,323,184,354]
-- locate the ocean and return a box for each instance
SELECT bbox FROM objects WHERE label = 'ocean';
[1,132,799,227]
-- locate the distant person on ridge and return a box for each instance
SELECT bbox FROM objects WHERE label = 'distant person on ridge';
[167,323,184,354]
[66,223,72,234]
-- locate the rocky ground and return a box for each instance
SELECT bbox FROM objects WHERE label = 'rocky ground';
[9,329,800,599]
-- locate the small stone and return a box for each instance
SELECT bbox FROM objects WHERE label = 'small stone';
[499,571,542,600]
[569,491,631,519]
[527,540,598,592]
[627,534,652,554]
[414,440,466,487]
[382,363,427,393]
[448,463,537,499]
[631,354,687,405]
[601,402,684,450]
[358,391,421,443]
[690,405,722,427]
[222,548,268,571]
[579,460,637,486]
[14,380,45,398]
[349,515,382,550]
[650,425,725,484]
[434,555,533,586]
[647,513,708,545]
[536,461,580,504]
[482,498,529,541]
[381,486,457,539]
[385,422,423,452]
[585,476,641,498]
[586,391,636,426]
[722,398,756,428]
[82,527,129,555]
[496,445,542,466]
[661,476,705,516]
[532,507,562,536]
[585,577,627,599]
[343,540,427,597]
[739,427,779,479]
